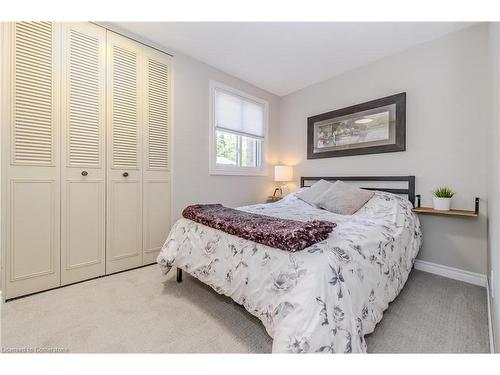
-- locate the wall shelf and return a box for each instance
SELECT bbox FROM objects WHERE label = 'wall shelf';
[412,207,478,217]
[412,196,479,218]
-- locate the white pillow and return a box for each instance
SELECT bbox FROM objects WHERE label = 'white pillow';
[297,179,332,206]
[316,180,375,215]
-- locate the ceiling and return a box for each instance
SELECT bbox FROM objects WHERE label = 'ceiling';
[110,22,476,96]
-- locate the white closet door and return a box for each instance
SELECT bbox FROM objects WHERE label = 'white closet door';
[3,22,61,299]
[60,23,106,285]
[106,31,143,274]
[142,46,172,265]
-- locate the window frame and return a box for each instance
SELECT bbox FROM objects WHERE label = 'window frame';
[209,80,269,176]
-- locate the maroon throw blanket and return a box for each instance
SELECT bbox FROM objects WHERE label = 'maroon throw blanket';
[182,204,336,252]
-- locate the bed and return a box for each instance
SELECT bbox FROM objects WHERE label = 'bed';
[157,176,422,353]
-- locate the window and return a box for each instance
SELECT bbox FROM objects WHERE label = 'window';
[209,81,268,176]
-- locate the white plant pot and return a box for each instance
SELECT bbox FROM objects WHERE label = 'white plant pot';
[433,197,451,211]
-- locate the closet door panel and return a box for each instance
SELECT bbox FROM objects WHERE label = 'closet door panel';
[142,47,172,265]
[10,180,57,280]
[63,180,104,280]
[4,22,61,299]
[108,180,141,269]
[11,22,56,167]
[106,31,143,273]
[61,22,106,285]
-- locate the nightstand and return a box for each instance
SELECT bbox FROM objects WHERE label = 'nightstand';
[266,195,283,203]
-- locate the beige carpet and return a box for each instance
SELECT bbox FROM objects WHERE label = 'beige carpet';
[1,266,489,353]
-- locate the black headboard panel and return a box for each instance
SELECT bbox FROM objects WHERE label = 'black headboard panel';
[300,176,415,206]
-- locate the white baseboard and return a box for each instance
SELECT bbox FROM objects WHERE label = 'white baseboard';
[486,280,495,353]
[414,259,487,287]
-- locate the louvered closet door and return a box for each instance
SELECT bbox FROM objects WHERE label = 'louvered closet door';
[142,46,172,265]
[60,23,106,285]
[3,22,61,299]
[106,31,143,274]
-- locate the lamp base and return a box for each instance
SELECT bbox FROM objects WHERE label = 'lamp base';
[272,183,289,197]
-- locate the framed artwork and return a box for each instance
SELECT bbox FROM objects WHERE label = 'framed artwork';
[307,92,406,159]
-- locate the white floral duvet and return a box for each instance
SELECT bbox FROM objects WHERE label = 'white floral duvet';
[157,191,422,353]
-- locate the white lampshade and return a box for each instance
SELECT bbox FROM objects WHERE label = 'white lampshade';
[274,165,293,182]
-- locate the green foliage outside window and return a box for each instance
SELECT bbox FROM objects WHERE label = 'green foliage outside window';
[216,131,237,164]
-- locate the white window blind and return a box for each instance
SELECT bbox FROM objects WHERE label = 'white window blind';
[215,89,265,138]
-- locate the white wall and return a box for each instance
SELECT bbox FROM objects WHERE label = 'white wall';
[172,52,280,219]
[279,24,490,275]
[488,22,500,353]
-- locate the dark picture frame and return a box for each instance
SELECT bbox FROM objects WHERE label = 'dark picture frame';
[307,92,406,159]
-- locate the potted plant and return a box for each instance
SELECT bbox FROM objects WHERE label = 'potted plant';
[432,187,455,211]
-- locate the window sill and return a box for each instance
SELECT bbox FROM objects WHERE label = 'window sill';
[209,167,268,177]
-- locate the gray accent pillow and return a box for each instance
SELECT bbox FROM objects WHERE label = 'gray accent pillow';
[297,179,332,206]
[316,181,375,215]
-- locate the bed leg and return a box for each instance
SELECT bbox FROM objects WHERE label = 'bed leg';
[176,268,183,283]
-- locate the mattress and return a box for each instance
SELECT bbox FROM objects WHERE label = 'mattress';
[157,190,422,353]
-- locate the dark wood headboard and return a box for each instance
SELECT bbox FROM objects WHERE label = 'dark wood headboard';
[300,176,416,206]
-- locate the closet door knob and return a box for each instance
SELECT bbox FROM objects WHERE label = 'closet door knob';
[122,172,129,177]
[81,171,88,176]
